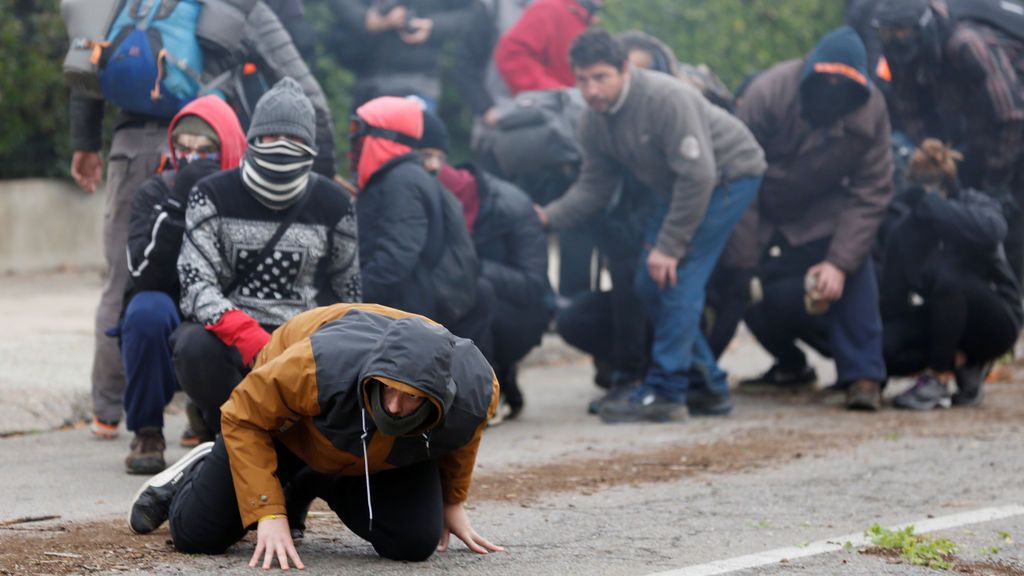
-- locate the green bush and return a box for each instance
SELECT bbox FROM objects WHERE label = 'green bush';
[0,0,843,179]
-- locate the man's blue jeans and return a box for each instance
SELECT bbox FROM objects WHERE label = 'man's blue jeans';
[634,177,760,400]
[120,291,181,431]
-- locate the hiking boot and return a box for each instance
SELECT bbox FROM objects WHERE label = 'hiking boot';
[686,388,734,417]
[740,365,817,388]
[845,379,882,411]
[893,374,952,411]
[128,441,214,534]
[90,417,120,440]
[125,428,166,475]
[952,362,990,407]
[599,387,686,424]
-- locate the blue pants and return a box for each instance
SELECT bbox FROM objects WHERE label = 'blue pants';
[745,247,887,384]
[120,291,181,431]
[634,177,760,399]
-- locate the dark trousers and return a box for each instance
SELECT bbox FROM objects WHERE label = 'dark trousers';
[120,291,181,431]
[492,296,550,405]
[745,238,886,384]
[558,222,600,298]
[170,436,444,562]
[884,268,1019,374]
[445,277,497,364]
[170,322,248,434]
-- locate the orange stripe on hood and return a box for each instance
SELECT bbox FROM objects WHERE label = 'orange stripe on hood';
[813,62,869,87]
[354,97,424,190]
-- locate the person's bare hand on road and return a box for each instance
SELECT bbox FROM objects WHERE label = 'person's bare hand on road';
[71,151,103,194]
[437,502,504,555]
[249,517,304,571]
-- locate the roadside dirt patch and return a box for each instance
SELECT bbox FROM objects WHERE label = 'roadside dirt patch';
[862,546,1024,575]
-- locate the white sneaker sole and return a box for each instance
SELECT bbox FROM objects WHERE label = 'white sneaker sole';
[127,441,215,534]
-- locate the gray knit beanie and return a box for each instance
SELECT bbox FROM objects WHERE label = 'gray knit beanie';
[247,77,317,149]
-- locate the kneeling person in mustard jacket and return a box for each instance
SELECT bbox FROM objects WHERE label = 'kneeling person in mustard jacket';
[128,303,503,569]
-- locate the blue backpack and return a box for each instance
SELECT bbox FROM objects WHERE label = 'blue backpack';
[99,0,204,118]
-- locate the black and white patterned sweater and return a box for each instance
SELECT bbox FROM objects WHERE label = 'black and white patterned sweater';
[178,169,361,328]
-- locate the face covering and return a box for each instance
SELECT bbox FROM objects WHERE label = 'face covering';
[369,380,436,437]
[800,76,869,128]
[240,137,316,210]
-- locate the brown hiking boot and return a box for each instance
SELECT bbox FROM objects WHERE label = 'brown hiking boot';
[845,379,881,411]
[126,428,167,475]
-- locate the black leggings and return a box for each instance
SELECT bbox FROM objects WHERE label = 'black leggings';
[169,436,444,562]
[884,270,1019,374]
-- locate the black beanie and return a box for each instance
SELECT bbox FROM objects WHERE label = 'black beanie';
[418,109,450,154]
[874,0,930,28]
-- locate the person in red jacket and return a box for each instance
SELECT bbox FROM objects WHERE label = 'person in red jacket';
[493,0,601,94]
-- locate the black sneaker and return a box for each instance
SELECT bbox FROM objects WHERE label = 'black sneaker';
[686,388,733,417]
[125,428,167,475]
[845,379,882,411]
[588,379,641,415]
[599,387,686,423]
[740,365,817,388]
[952,362,990,407]
[128,441,214,534]
[502,365,525,420]
[893,374,951,411]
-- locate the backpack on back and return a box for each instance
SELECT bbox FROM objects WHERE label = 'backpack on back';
[98,0,205,118]
[430,187,481,323]
[948,0,1024,43]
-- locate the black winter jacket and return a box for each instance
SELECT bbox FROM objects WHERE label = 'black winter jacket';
[465,165,552,313]
[125,171,188,305]
[878,186,1023,328]
[70,0,336,176]
[357,154,449,317]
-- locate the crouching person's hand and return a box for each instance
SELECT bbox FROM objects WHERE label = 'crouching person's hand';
[251,516,304,570]
[438,502,505,555]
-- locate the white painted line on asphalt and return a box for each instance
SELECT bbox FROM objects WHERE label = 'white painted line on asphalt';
[647,504,1024,576]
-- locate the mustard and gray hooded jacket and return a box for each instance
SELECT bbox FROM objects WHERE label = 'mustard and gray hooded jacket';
[220,303,498,527]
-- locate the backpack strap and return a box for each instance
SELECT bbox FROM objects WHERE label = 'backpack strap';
[224,183,312,296]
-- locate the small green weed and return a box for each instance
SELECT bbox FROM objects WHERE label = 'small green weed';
[866,524,958,570]
[998,531,1013,544]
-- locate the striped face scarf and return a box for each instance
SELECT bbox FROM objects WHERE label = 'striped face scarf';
[240,138,317,210]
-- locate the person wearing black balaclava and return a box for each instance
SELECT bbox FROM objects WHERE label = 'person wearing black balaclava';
[172,78,363,435]
[734,26,894,411]
[874,0,1024,282]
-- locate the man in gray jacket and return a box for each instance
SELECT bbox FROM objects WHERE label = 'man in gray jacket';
[69,0,336,440]
[536,30,766,423]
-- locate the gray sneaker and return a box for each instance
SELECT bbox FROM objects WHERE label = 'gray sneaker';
[893,374,952,411]
[128,441,214,534]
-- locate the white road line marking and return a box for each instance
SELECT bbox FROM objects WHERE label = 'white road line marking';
[647,504,1024,576]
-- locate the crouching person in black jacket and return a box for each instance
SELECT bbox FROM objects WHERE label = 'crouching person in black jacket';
[351,97,497,368]
[880,140,1023,409]
[416,109,555,420]
[118,96,248,475]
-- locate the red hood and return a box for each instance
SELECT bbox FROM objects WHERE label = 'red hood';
[167,95,247,171]
[438,164,480,234]
[354,97,423,189]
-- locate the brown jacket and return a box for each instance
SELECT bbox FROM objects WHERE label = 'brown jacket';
[733,59,893,272]
[220,304,499,527]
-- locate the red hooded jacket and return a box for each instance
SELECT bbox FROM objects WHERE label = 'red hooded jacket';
[353,97,424,190]
[167,95,247,171]
[494,0,592,95]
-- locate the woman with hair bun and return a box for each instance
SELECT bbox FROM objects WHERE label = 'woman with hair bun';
[879,139,1022,409]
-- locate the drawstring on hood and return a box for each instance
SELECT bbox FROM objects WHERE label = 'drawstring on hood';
[359,407,374,532]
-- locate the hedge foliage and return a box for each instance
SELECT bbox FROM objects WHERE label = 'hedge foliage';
[0,0,842,179]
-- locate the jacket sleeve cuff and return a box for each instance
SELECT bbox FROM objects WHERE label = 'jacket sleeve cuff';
[70,94,104,152]
[654,238,687,261]
[238,501,287,529]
